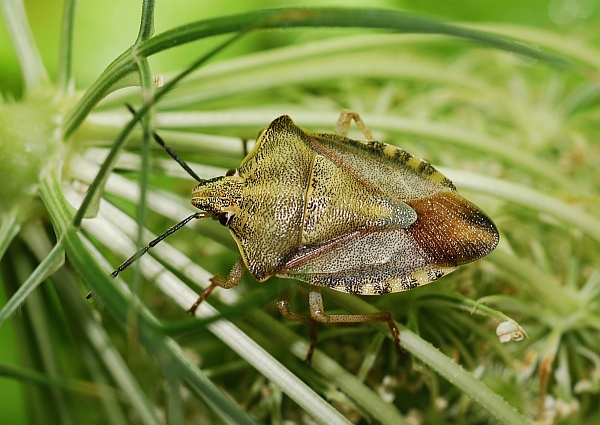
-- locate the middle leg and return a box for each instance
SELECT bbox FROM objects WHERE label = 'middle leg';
[277,283,319,363]
[308,285,401,355]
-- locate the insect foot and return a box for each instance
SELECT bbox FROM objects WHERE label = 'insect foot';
[187,276,221,315]
[188,257,246,315]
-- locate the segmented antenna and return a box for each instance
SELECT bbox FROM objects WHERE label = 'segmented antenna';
[110,211,207,279]
[124,103,204,183]
[87,107,210,298]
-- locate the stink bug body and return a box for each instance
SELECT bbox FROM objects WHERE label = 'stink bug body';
[113,110,499,361]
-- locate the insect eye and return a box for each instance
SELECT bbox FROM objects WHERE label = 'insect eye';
[225,168,237,176]
[217,211,231,226]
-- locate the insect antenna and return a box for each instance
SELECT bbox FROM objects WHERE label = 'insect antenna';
[86,212,208,299]
[151,131,204,183]
[87,108,209,299]
[112,104,209,273]
[110,211,208,279]
[124,103,204,183]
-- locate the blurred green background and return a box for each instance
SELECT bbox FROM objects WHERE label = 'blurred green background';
[1,0,598,97]
[1,0,598,423]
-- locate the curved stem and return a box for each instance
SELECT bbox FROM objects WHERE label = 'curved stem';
[64,7,579,138]
[136,0,155,43]
[57,0,78,96]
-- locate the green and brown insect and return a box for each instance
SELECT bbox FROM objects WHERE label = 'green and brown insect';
[113,110,499,361]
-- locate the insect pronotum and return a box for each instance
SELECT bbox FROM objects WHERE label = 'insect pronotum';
[112,109,499,362]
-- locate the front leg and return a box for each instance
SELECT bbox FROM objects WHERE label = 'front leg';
[188,257,245,315]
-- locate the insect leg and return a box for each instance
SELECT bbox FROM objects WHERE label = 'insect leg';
[308,285,401,355]
[335,109,375,140]
[187,257,246,315]
[277,283,319,363]
[241,138,249,158]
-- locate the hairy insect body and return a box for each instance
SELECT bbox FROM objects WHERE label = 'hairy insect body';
[191,115,499,295]
[115,110,499,361]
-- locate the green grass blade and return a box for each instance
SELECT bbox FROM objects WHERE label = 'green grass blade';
[0,237,64,328]
[327,291,530,425]
[57,0,77,96]
[0,212,20,260]
[65,7,579,138]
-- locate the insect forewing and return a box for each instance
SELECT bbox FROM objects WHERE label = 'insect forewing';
[306,131,456,201]
[280,117,498,294]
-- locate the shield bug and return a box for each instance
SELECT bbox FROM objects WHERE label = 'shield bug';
[113,109,499,361]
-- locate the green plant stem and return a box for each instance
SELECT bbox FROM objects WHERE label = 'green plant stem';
[9,244,75,425]
[57,0,78,96]
[71,30,247,227]
[326,290,531,425]
[0,236,64,328]
[137,9,573,66]
[64,7,578,138]
[0,212,20,260]
[130,53,154,301]
[470,23,600,71]
[0,364,119,400]
[53,269,166,425]
[136,0,155,43]
[487,250,579,315]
